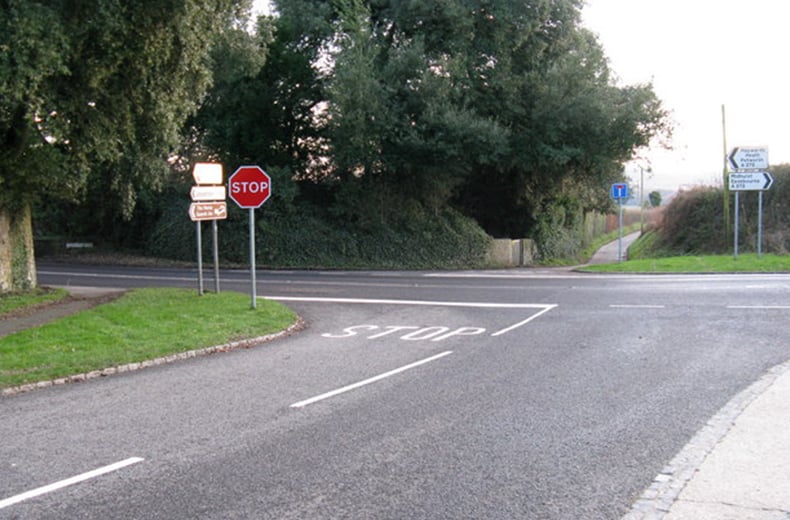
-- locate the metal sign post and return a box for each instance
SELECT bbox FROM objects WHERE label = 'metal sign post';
[249,209,257,309]
[610,183,629,262]
[618,198,624,262]
[758,191,764,257]
[196,222,204,295]
[728,148,773,260]
[228,165,272,310]
[734,191,740,260]
[212,220,220,292]
[190,163,227,295]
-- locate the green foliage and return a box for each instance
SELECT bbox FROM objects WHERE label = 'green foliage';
[532,194,620,262]
[659,187,727,254]
[0,1,69,211]
[649,167,790,256]
[147,192,492,269]
[19,0,260,262]
[3,0,251,216]
[754,164,790,254]
[648,191,662,207]
[23,0,671,269]
[451,6,669,238]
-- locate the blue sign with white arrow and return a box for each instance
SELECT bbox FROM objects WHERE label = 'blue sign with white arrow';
[610,183,629,199]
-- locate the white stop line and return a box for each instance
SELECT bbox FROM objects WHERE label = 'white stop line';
[265,296,557,337]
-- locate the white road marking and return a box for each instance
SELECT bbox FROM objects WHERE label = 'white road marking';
[290,351,454,408]
[490,305,557,336]
[267,296,557,338]
[727,305,790,309]
[609,304,666,309]
[39,270,195,282]
[266,296,554,309]
[0,457,144,510]
[424,272,585,279]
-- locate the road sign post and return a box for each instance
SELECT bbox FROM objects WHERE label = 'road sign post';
[610,183,629,262]
[758,191,764,257]
[228,166,272,309]
[191,163,226,295]
[728,148,773,259]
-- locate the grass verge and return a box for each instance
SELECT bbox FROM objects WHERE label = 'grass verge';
[0,288,297,389]
[0,287,69,314]
[579,253,790,273]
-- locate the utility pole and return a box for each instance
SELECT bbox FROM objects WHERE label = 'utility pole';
[722,104,730,240]
[639,165,651,234]
[640,166,644,234]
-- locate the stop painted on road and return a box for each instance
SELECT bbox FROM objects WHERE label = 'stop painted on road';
[322,325,487,342]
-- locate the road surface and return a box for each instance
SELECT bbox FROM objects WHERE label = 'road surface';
[1,264,788,518]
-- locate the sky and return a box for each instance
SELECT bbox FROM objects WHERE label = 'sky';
[253,0,789,192]
[582,0,790,191]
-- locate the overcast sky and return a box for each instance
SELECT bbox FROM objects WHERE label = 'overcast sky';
[253,1,789,192]
[582,0,790,191]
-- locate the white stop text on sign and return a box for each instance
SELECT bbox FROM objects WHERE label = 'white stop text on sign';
[231,181,269,194]
[322,325,487,342]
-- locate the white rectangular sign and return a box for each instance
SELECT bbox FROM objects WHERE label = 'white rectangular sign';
[192,162,224,185]
[729,172,774,191]
[729,147,769,171]
[190,185,226,201]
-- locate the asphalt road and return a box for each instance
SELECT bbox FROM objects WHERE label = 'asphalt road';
[2,264,789,519]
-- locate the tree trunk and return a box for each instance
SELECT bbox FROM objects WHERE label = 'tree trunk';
[0,202,37,293]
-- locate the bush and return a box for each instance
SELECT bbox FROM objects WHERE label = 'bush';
[146,197,492,269]
[659,187,727,254]
[532,196,638,263]
[650,166,790,255]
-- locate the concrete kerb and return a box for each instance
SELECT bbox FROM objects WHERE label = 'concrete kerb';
[1,317,305,397]
[621,359,790,519]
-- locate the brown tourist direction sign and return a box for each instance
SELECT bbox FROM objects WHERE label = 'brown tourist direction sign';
[189,201,227,222]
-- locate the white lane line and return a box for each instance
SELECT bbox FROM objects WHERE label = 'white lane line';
[290,351,454,408]
[424,272,584,280]
[727,305,790,309]
[0,457,144,510]
[266,296,554,309]
[490,305,557,336]
[38,270,195,282]
[609,304,666,309]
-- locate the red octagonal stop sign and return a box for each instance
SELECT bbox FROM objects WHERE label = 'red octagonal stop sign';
[228,165,272,208]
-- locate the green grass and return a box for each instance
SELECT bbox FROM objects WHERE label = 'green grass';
[579,253,790,273]
[0,288,297,389]
[0,287,69,314]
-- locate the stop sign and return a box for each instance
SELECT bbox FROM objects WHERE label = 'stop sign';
[228,165,272,208]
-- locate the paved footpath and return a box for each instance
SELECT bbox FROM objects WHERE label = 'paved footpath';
[587,231,642,264]
[623,359,790,519]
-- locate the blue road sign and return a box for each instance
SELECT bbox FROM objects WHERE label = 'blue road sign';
[610,183,628,199]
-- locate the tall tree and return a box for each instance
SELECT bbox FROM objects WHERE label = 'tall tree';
[194,0,668,245]
[0,0,250,292]
[320,0,668,235]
